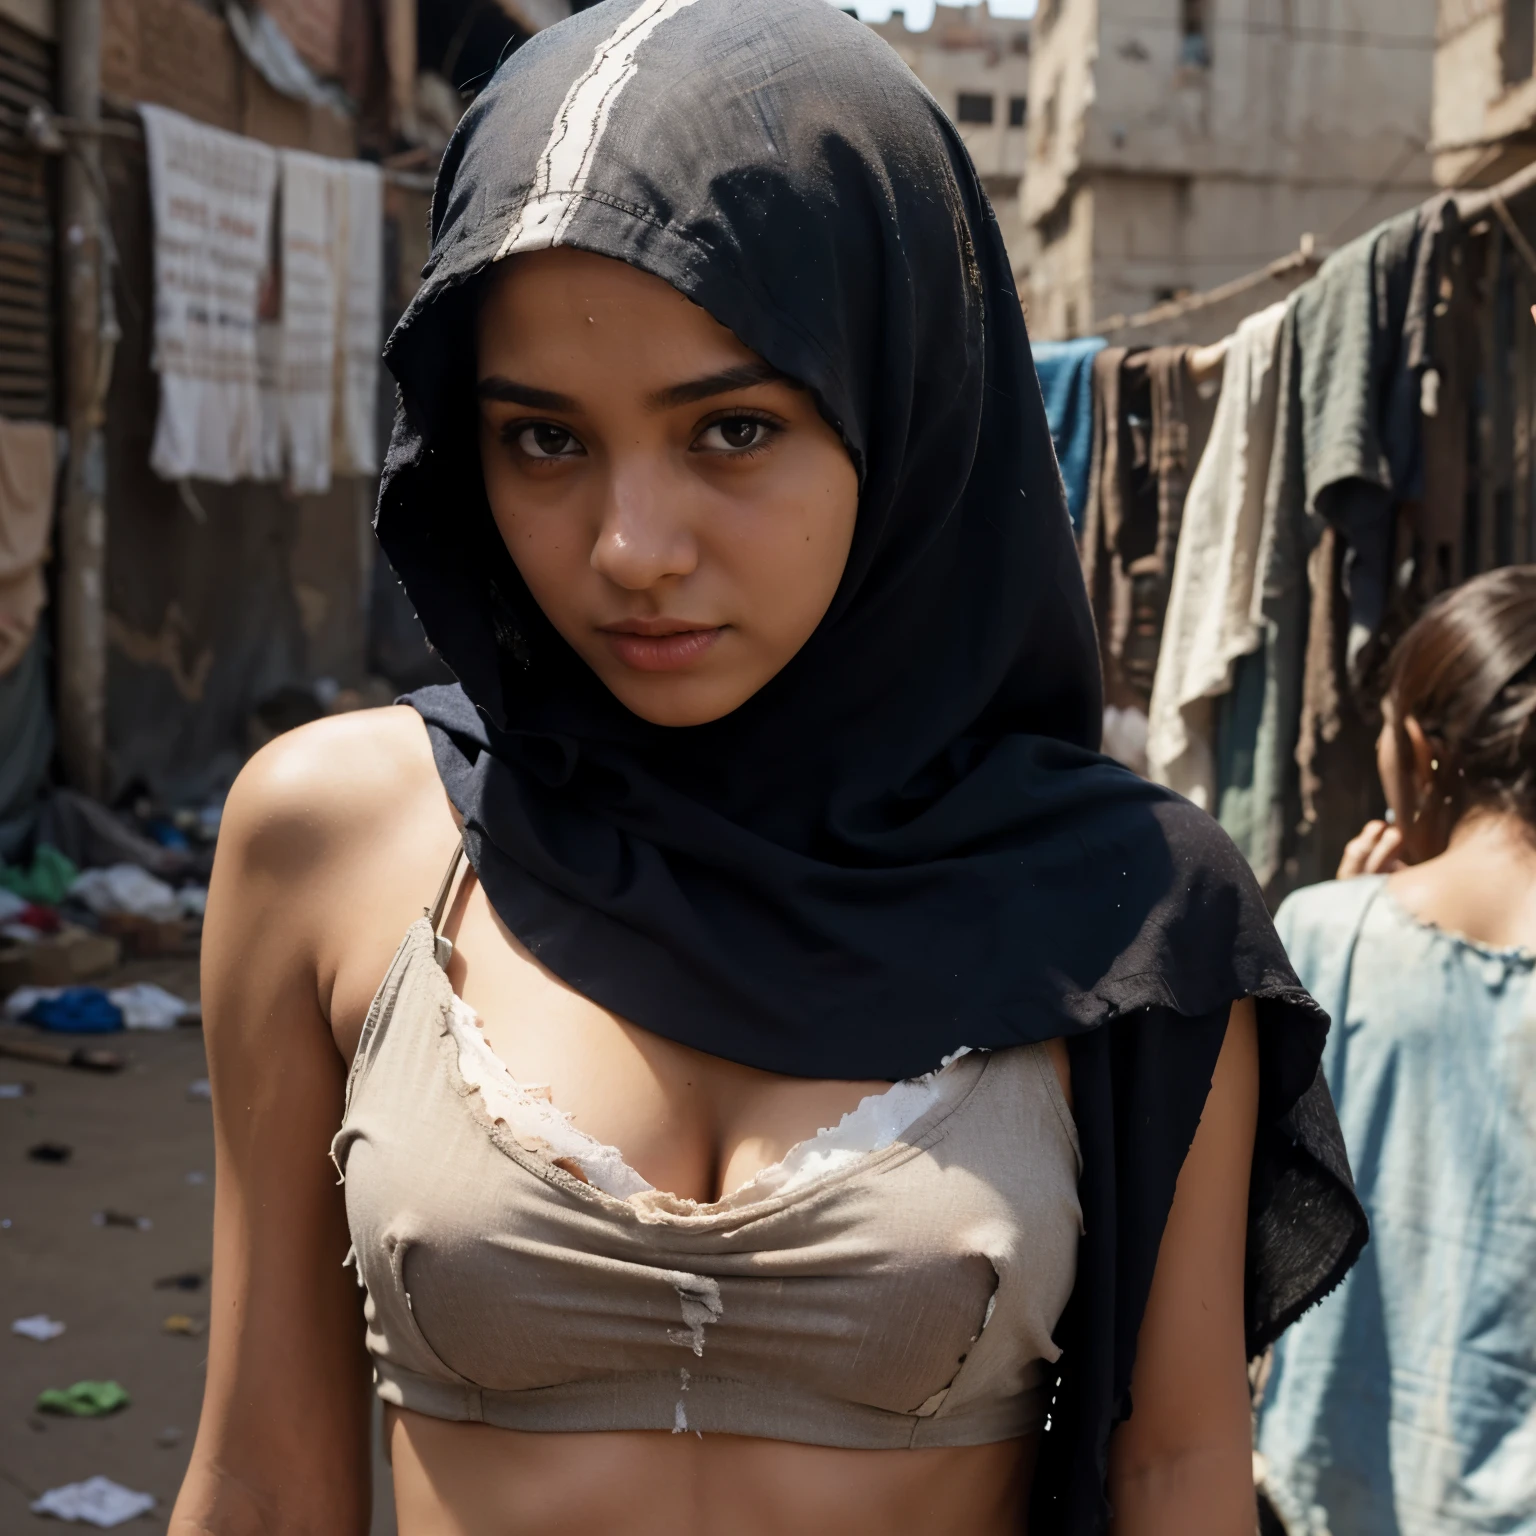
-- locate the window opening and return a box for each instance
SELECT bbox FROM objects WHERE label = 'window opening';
[956,92,995,125]
[1008,95,1028,128]
[1181,0,1211,66]
[1504,0,1535,84]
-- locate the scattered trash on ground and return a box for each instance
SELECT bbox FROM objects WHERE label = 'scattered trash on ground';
[93,1209,152,1232]
[42,786,203,877]
[27,1141,72,1163]
[0,845,79,907]
[153,1270,204,1291]
[30,1474,155,1526]
[35,1380,130,1417]
[106,982,197,1030]
[155,1425,182,1448]
[66,864,205,958]
[0,1031,124,1072]
[0,894,62,944]
[0,1080,31,1097]
[0,924,120,989]
[113,981,199,1029]
[185,1169,207,1185]
[11,987,124,1034]
[12,1313,65,1341]
[187,1077,211,1100]
[6,981,198,1030]
[69,865,181,922]
[162,1313,205,1336]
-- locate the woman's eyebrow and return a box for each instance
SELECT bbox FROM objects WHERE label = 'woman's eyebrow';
[477,376,576,410]
[646,360,790,410]
[475,360,792,414]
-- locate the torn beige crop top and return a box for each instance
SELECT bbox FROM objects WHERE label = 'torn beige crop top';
[331,845,1083,1450]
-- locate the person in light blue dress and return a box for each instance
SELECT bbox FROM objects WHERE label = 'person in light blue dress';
[1256,565,1536,1535]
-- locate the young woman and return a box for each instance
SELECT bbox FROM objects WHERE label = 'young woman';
[171,3,1363,1531]
[1256,566,1536,1535]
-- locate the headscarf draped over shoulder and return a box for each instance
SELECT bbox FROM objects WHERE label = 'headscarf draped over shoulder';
[376,3,1366,1527]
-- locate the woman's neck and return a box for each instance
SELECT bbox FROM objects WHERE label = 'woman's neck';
[1389,809,1536,952]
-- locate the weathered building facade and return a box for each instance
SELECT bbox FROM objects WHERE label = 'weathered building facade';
[867,4,1034,283]
[1024,0,1439,338]
[1433,0,1536,187]
[0,0,598,818]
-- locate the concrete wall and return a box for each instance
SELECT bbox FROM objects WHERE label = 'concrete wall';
[1433,0,1536,187]
[1027,0,1438,337]
[869,4,1035,281]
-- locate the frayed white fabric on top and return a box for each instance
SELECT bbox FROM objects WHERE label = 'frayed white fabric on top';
[446,996,971,1208]
[449,997,653,1199]
[728,1049,974,1204]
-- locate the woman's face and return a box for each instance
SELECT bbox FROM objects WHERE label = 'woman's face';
[476,248,859,728]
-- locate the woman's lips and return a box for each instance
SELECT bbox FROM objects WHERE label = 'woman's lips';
[601,625,725,672]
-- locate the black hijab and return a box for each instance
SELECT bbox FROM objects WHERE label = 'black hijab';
[377,2,1366,1527]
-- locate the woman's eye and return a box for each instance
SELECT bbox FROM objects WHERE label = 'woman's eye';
[698,417,773,452]
[516,423,584,459]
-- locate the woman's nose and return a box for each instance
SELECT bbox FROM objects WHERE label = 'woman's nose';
[590,458,698,590]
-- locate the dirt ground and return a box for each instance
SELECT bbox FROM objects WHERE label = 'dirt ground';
[0,958,395,1534]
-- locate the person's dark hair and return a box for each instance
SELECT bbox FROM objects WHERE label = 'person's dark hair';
[1384,564,1536,849]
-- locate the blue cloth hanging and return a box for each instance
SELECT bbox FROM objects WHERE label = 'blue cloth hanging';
[1031,337,1107,533]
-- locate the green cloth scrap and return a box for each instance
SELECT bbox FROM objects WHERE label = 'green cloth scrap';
[35,1380,129,1417]
[0,843,79,907]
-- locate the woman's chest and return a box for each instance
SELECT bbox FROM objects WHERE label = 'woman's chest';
[447,883,901,1204]
[342,1042,1082,1428]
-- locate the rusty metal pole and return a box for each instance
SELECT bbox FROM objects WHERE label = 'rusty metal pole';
[56,0,107,797]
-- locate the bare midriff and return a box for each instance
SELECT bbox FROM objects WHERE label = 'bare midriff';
[387,1410,1035,1536]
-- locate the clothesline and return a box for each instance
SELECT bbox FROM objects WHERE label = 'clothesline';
[1035,173,1535,905]
[1094,239,1325,337]
[10,102,436,191]
[1084,153,1536,344]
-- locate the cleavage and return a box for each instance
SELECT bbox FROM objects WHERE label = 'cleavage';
[444,876,896,1204]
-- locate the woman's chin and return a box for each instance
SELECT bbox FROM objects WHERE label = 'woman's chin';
[600,669,756,729]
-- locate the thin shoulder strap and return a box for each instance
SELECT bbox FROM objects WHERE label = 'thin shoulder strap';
[427,837,468,971]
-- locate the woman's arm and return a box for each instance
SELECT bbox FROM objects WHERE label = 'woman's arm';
[169,734,377,1535]
[1107,998,1260,1535]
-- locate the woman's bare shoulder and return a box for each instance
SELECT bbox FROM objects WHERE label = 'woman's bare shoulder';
[206,705,460,1042]
[209,706,455,969]
[219,706,442,868]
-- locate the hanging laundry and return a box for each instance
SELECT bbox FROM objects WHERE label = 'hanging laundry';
[0,418,57,677]
[1412,199,1475,595]
[141,105,280,483]
[275,150,345,494]
[1081,345,1216,705]
[0,634,53,862]
[1209,294,1312,891]
[1218,205,1438,894]
[1031,337,1106,533]
[1147,302,1287,809]
[331,160,384,478]
[1283,205,1424,688]
[1081,347,1149,698]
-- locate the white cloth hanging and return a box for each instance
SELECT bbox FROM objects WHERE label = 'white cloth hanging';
[1146,301,1288,808]
[275,149,344,494]
[140,104,279,483]
[331,160,384,477]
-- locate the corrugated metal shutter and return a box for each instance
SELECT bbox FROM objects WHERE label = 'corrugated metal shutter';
[0,15,53,421]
